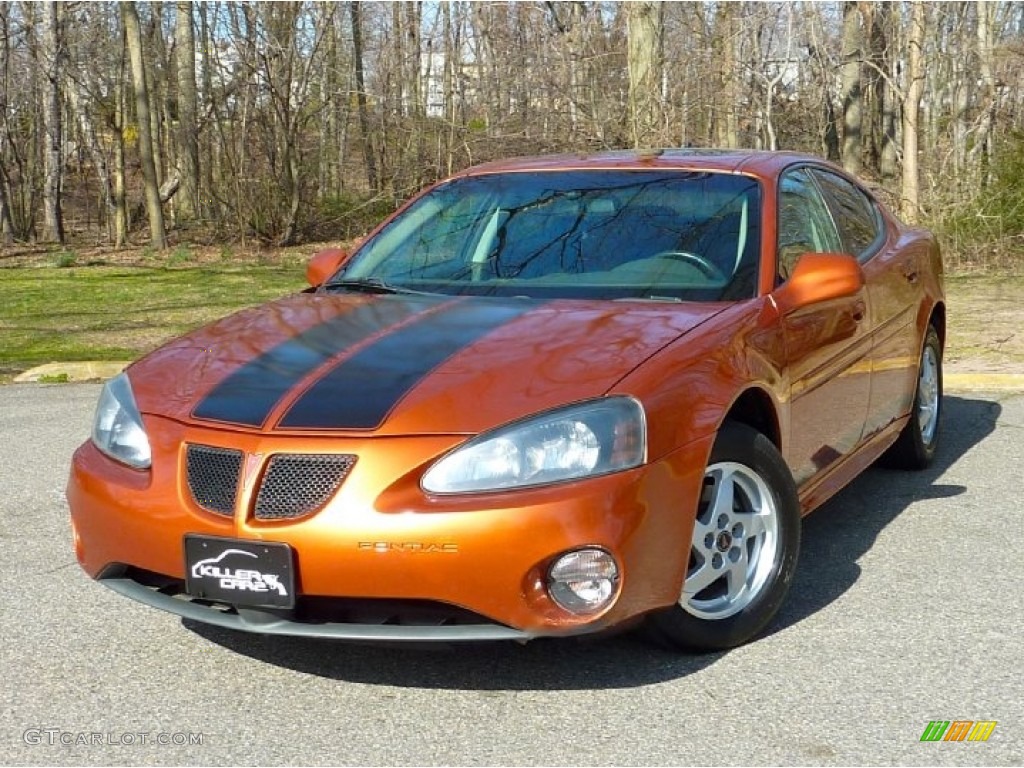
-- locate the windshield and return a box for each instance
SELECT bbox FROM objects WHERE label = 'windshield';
[336,170,762,301]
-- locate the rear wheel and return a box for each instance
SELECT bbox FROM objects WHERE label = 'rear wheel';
[881,324,942,470]
[647,422,800,651]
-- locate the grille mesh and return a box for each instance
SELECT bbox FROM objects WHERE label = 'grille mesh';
[254,454,356,520]
[185,444,243,516]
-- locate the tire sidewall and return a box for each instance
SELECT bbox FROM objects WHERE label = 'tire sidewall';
[916,326,943,462]
[877,322,944,470]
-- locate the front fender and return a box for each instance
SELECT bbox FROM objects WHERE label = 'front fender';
[610,299,788,463]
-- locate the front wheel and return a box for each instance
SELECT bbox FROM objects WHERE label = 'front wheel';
[646,422,800,651]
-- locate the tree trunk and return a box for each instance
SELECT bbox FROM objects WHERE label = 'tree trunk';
[879,4,899,187]
[440,1,468,174]
[175,1,200,222]
[406,1,425,189]
[197,3,216,223]
[0,166,13,243]
[114,56,128,247]
[0,2,15,243]
[280,140,300,246]
[40,0,64,243]
[811,41,841,162]
[901,1,926,223]
[0,155,13,242]
[149,3,168,190]
[713,4,738,147]
[318,12,335,199]
[863,1,889,177]
[626,2,663,148]
[949,3,969,189]
[470,3,501,138]
[122,0,167,249]
[969,0,996,189]
[564,3,584,139]
[350,1,377,194]
[840,1,863,175]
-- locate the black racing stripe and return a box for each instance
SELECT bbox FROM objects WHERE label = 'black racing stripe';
[279,299,538,430]
[191,296,443,427]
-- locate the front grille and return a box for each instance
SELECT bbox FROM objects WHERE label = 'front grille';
[254,453,356,520]
[185,444,243,516]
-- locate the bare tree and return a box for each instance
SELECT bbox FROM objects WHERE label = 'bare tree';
[874,3,899,185]
[64,73,115,239]
[747,4,798,151]
[113,38,129,248]
[0,0,1021,256]
[175,1,200,223]
[40,0,63,243]
[0,1,16,243]
[839,1,863,175]
[969,0,998,188]
[350,1,377,194]
[626,1,663,148]
[902,1,927,223]
[122,0,167,248]
[713,3,740,148]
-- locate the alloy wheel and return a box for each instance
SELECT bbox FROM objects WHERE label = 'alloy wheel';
[681,461,780,621]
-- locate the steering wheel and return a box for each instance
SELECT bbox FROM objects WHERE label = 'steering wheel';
[649,251,727,281]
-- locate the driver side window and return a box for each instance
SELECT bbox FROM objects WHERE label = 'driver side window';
[777,168,842,281]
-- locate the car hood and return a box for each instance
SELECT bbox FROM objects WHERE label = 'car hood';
[128,293,726,435]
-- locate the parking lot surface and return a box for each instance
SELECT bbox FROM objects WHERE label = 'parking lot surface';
[1,383,1021,766]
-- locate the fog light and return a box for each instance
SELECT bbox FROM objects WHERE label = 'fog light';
[547,548,619,615]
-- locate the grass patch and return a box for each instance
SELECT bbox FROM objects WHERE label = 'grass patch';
[0,262,305,373]
[53,250,77,268]
[944,273,1024,371]
[37,372,71,383]
[168,244,196,266]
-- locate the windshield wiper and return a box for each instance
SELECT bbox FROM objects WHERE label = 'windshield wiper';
[613,295,684,303]
[320,278,434,296]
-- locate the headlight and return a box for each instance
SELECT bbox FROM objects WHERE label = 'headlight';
[421,397,645,494]
[91,372,151,469]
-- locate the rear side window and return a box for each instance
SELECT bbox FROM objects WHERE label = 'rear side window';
[810,169,883,260]
[777,168,842,280]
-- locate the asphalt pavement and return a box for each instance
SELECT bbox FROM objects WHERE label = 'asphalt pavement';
[1,383,1022,766]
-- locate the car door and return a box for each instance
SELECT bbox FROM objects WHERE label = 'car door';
[775,167,871,486]
[809,168,920,441]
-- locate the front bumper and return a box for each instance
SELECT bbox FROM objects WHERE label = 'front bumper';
[100,566,535,642]
[67,416,711,641]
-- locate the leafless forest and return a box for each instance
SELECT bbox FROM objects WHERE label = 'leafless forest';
[1,1,1022,267]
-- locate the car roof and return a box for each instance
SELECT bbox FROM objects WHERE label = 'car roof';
[456,148,832,180]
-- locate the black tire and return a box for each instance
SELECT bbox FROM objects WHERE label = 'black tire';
[646,422,800,652]
[881,325,942,470]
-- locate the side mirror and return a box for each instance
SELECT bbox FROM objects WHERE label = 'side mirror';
[306,248,350,287]
[773,252,864,314]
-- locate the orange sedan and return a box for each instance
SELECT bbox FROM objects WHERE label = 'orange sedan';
[67,150,944,650]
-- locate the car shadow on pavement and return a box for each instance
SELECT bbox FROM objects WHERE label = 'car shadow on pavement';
[764,394,999,638]
[184,618,722,691]
[185,395,999,691]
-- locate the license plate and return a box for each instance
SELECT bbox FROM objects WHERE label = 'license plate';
[184,535,295,609]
